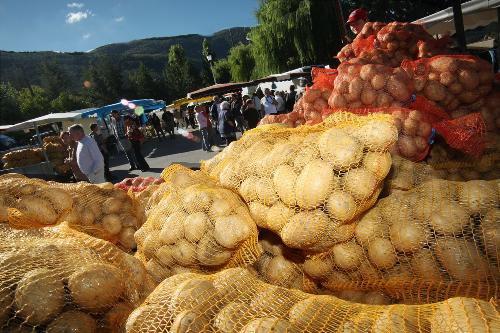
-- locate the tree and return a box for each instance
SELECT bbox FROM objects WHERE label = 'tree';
[130,63,157,98]
[40,60,70,100]
[200,38,216,86]
[50,92,89,113]
[228,43,255,82]
[165,44,198,100]
[0,83,21,125]
[84,56,124,105]
[212,59,232,84]
[17,86,51,119]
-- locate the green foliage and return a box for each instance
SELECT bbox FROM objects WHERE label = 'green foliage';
[228,43,255,82]
[200,38,216,86]
[165,44,199,100]
[0,83,21,125]
[40,60,70,100]
[129,62,160,99]
[84,56,124,105]
[212,59,232,84]
[17,86,51,119]
[50,92,89,113]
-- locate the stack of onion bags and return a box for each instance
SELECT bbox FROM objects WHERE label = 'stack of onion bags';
[126,268,499,333]
[303,179,499,304]
[0,223,153,332]
[202,112,397,254]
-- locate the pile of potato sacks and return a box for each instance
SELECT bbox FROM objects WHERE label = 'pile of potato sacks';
[1,148,44,169]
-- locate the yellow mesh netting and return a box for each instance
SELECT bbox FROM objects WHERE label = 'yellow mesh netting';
[135,164,261,283]
[0,222,154,332]
[126,268,499,332]
[303,179,499,304]
[201,112,398,253]
[0,174,144,252]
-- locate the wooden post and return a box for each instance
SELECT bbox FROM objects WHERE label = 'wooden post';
[452,0,467,52]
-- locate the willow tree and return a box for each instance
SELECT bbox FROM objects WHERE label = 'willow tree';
[249,0,342,76]
[228,43,255,82]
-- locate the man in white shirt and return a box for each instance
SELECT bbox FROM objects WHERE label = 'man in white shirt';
[275,91,286,113]
[260,88,278,115]
[69,124,105,184]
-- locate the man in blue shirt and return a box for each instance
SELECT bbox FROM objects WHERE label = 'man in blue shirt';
[69,124,105,184]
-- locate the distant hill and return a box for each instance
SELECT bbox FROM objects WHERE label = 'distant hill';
[0,27,250,90]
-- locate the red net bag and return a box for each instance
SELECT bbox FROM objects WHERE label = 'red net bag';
[403,55,494,111]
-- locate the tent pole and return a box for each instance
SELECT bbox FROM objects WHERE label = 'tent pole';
[452,0,467,52]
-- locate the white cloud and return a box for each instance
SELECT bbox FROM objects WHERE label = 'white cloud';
[82,33,91,39]
[114,16,124,22]
[66,10,92,24]
[67,2,84,8]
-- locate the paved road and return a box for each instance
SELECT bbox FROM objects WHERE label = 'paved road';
[108,128,219,182]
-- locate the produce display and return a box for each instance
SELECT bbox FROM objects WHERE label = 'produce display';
[203,112,397,253]
[337,22,386,63]
[115,176,164,192]
[450,90,500,132]
[43,136,70,176]
[303,179,499,303]
[1,148,44,169]
[0,222,154,332]
[403,55,494,112]
[135,165,261,283]
[126,268,499,332]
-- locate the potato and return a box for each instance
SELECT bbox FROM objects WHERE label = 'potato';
[183,212,210,243]
[458,180,497,212]
[40,188,73,213]
[0,287,13,325]
[293,146,320,170]
[255,177,277,205]
[363,152,392,179]
[101,302,134,332]
[155,245,176,267]
[280,210,330,251]
[182,190,212,213]
[169,279,218,314]
[371,73,386,90]
[289,296,339,332]
[431,297,499,332]
[326,190,357,223]
[372,307,418,333]
[448,82,463,94]
[171,310,210,333]
[141,234,161,258]
[159,212,187,245]
[376,91,393,107]
[266,202,294,232]
[264,255,300,285]
[429,202,470,235]
[101,214,122,235]
[458,69,480,90]
[329,93,347,108]
[250,286,304,317]
[435,238,490,281]
[332,241,364,271]
[15,268,65,325]
[367,238,398,269]
[410,249,443,281]
[424,80,446,101]
[209,197,233,217]
[172,239,197,266]
[482,209,499,258]
[360,64,378,81]
[272,165,297,206]
[102,197,122,214]
[361,86,377,105]
[303,255,335,280]
[240,177,259,202]
[387,76,410,102]
[295,159,334,208]
[240,318,298,333]
[214,214,251,249]
[398,136,418,158]
[318,128,363,170]
[355,208,387,246]
[430,57,458,73]
[68,263,125,312]
[125,305,162,333]
[119,227,137,249]
[17,195,58,225]
[343,168,378,200]
[389,218,428,253]
[214,302,250,333]
[46,310,97,333]
[363,291,392,305]
[197,234,232,266]
[354,120,397,151]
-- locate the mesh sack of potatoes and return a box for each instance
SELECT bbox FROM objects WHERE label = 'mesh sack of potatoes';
[328,60,414,109]
[254,230,319,293]
[135,164,261,283]
[0,222,154,332]
[337,22,386,62]
[53,181,145,252]
[0,174,74,228]
[303,179,499,304]
[125,267,499,333]
[202,112,398,253]
[1,149,44,167]
[403,55,494,112]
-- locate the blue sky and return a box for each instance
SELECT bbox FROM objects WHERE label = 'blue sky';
[0,0,259,52]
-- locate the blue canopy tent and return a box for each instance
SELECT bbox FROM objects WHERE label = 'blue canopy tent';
[79,99,166,119]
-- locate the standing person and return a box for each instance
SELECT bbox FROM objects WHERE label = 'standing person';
[195,105,214,152]
[187,107,197,129]
[251,91,262,117]
[124,116,150,172]
[210,96,222,145]
[218,101,236,146]
[242,99,260,129]
[68,124,105,184]
[286,85,297,112]
[110,110,138,171]
[162,109,176,139]
[173,109,182,130]
[275,91,286,114]
[150,113,166,141]
[261,88,278,116]
[346,8,368,39]
[89,123,112,181]
[60,131,88,182]
[231,93,245,133]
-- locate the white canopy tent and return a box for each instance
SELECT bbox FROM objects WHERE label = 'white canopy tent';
[414,0,500,35]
